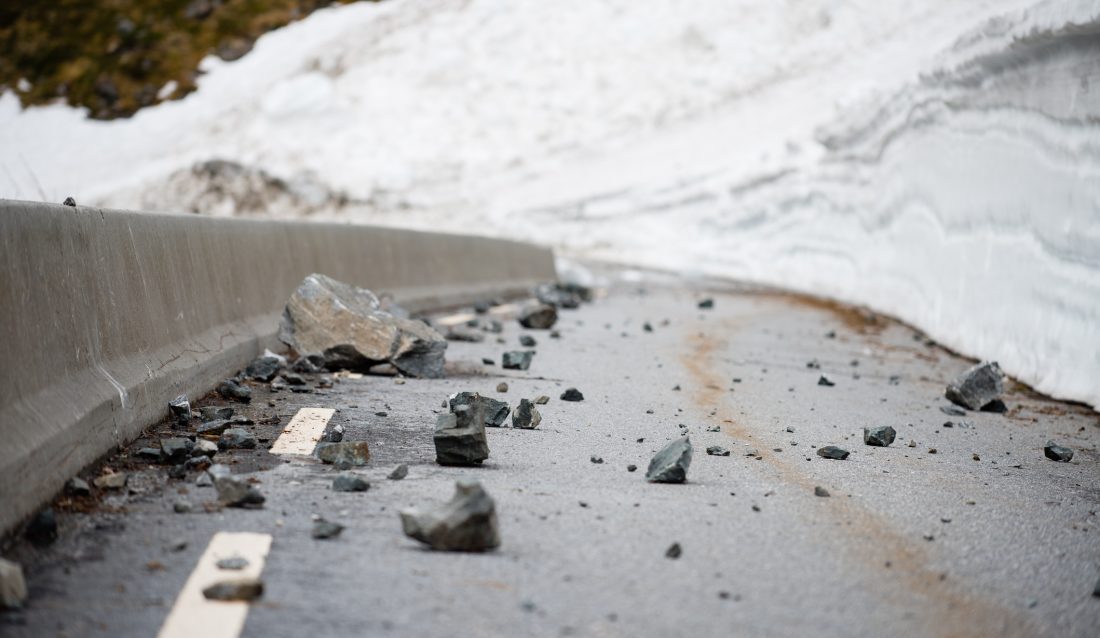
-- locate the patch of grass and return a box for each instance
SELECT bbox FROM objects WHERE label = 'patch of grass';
[0,0,363,119]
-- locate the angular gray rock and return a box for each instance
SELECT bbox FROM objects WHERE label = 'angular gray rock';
[202,578,263,601]
[512,399,542,429]
[168,395,191,427]
[945,361,1004,410]
[216,379,252,403]
[325,423,345,443]
[534,395,550,405]
[450,392,510,427]
[817,446,850,460]
[332,474,370,492]
[218,428,257,450]
[400,479,500,551]
[215,476,265,508]
[278,273,447,378]
[519,334,537,347]
[200,406,234,422]
[706,445,731,456]
[697,298,714,309]
[646,437,693,483]
[434,412,489,466]
[197,419,233,436]
[560,388,584,402]
[316,442,371,468]
[502,350,535,370]
[863,426,896,447]
[245,356,283,382]
[817,375,835,387]
[1044,441,1073,462]
[388,464,409,480]
[312,519,345,539]
[665,543,682,559]
[0,558,27,609]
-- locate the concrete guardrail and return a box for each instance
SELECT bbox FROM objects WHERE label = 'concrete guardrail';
[0,199,556,534]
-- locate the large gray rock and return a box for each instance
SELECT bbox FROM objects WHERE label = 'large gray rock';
[646,437,693,483]
[945,361,1004,410]
[434,412,489,466]
[279,273,447,378]
[400,479,500,551]
[449,392,510,427]
[0,558,26,609]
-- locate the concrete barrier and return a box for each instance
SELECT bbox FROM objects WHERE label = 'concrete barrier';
[0,199,556,534]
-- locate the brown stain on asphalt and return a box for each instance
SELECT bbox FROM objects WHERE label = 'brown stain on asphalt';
[680,317,1037,638]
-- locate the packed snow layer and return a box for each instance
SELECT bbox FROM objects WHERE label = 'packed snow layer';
[1,0,1097,406]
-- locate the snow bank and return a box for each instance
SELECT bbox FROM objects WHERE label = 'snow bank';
[1,0,1097,406]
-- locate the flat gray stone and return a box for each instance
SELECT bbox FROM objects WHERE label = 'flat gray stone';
[160,437,194,464]
[446,328,485,343]
[316,442,371,468]
[218,428,257,450]
[197,419,233,436]
[534,395,550,405]
[817,446,850,460]
[434,412,489,466]
[245,356,283,382]
[646,436,692,483]
[333,473,371,492]
[193,439,218,458]
[945,361,1004,410]
[278,273,447,378]
[200,406,234,422]
[312,519,345,539]
[216,379,252,403]
[1044,441,1073,462]
[202,578,263,601]
[400,479,500,551]
[863,426,896,447]
[706,446,730,456]
[214,476,265,508]
[388,464,409,480]
[502,351,535,370]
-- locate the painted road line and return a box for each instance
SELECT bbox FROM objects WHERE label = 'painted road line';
[157,532,273,638]
[269,407,335,456]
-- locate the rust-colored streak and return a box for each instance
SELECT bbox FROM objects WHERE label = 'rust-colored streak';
[680,322,1035,638]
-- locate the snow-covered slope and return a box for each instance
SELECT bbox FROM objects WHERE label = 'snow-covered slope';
[1,0,1097,406]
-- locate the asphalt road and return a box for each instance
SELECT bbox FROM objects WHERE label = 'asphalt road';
[3,272,1099,637]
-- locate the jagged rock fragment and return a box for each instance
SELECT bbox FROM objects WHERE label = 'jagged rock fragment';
[646,437,692,483]
[518,304,558,329]
[945,361,1004,410]
[863,426,896,447]
[511,399,542,429]
[400,479,500,551]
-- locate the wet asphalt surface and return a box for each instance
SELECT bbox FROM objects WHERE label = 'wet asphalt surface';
[2,273,1099,638]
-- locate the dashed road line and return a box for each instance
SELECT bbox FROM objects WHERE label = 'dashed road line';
[269,407,335,456]
[157,532,273,638]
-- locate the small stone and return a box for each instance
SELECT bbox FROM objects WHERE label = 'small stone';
[534,395,550,405]
[549,330,561,339]
[184,455,212,472]
[665,543,682,559]
[161,437,195,464]
[62,196,76,207]
[560,388,584,402]
[24,508,57,545]
[939,405,967,417]
[482,358,495,366]
[511,399,542,429]
[434,413,489,466]
[291,353,325,373]
[215,476,265,508]
[502,351,535,370]
[980,399,1008,414]
[646,437,692,483]
[643,322,653,332]
[244,356,282,382]
[519,334,538,348]
[325,424,345,443]
[972,453,981,461]
[945,361,1004,410]
[863,426,896,447]
[481,319,504,334]
[786,426,795,433]
[446,328,485,343]
[1044,441,1073,462]
[818,375,835,387]
[202,578,263,602]
[216,557,249,570]
[312,519,345,540]
[282,372,308,386]
[173,500,193,514]
[697,298,714,309]
[332,474,370,492]
[706,425,721,433]
[218,428,257,450]
[518,304,558,330]
[388,464,409,480]
[816,446,849,460]
[497,382,509,393]
[706,446,731,457]
[0,558,27,609]
[590,455,604,464]
[94,471,127,489]
[168,394,191,426]
[627,464,637,472]
[316,442,372,468]
[450,392,511,427]
[1093,576,1100,598]
[908,440,917,448]
[66,477,91,496]
[200,406,234,421]
[216,379,252,403]
[814,486,830,497]
[400,479,500,551]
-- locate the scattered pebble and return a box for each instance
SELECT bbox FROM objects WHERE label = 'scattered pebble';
[814,486,830,497]
[202,578,263,602]
[312,519,345,540]
[646,437,692,483]
[388,464,409,480]
[697,298,714,309]
[945,361,1004,410]
[502,351,535,370]
[590,456,604,464]
[216,557,249,571]
[1044,441,1073,462]
[863,426,896,447]
[534,395,550,405]
[497,382,509,393]
[560,388,584,402]
[816,446,849,460]
[519,335,537,347]
[817,375,835,387]
[332,474,371,492]
[665,543,682,559]
[627,464,637,472]
[706,446,730,457]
